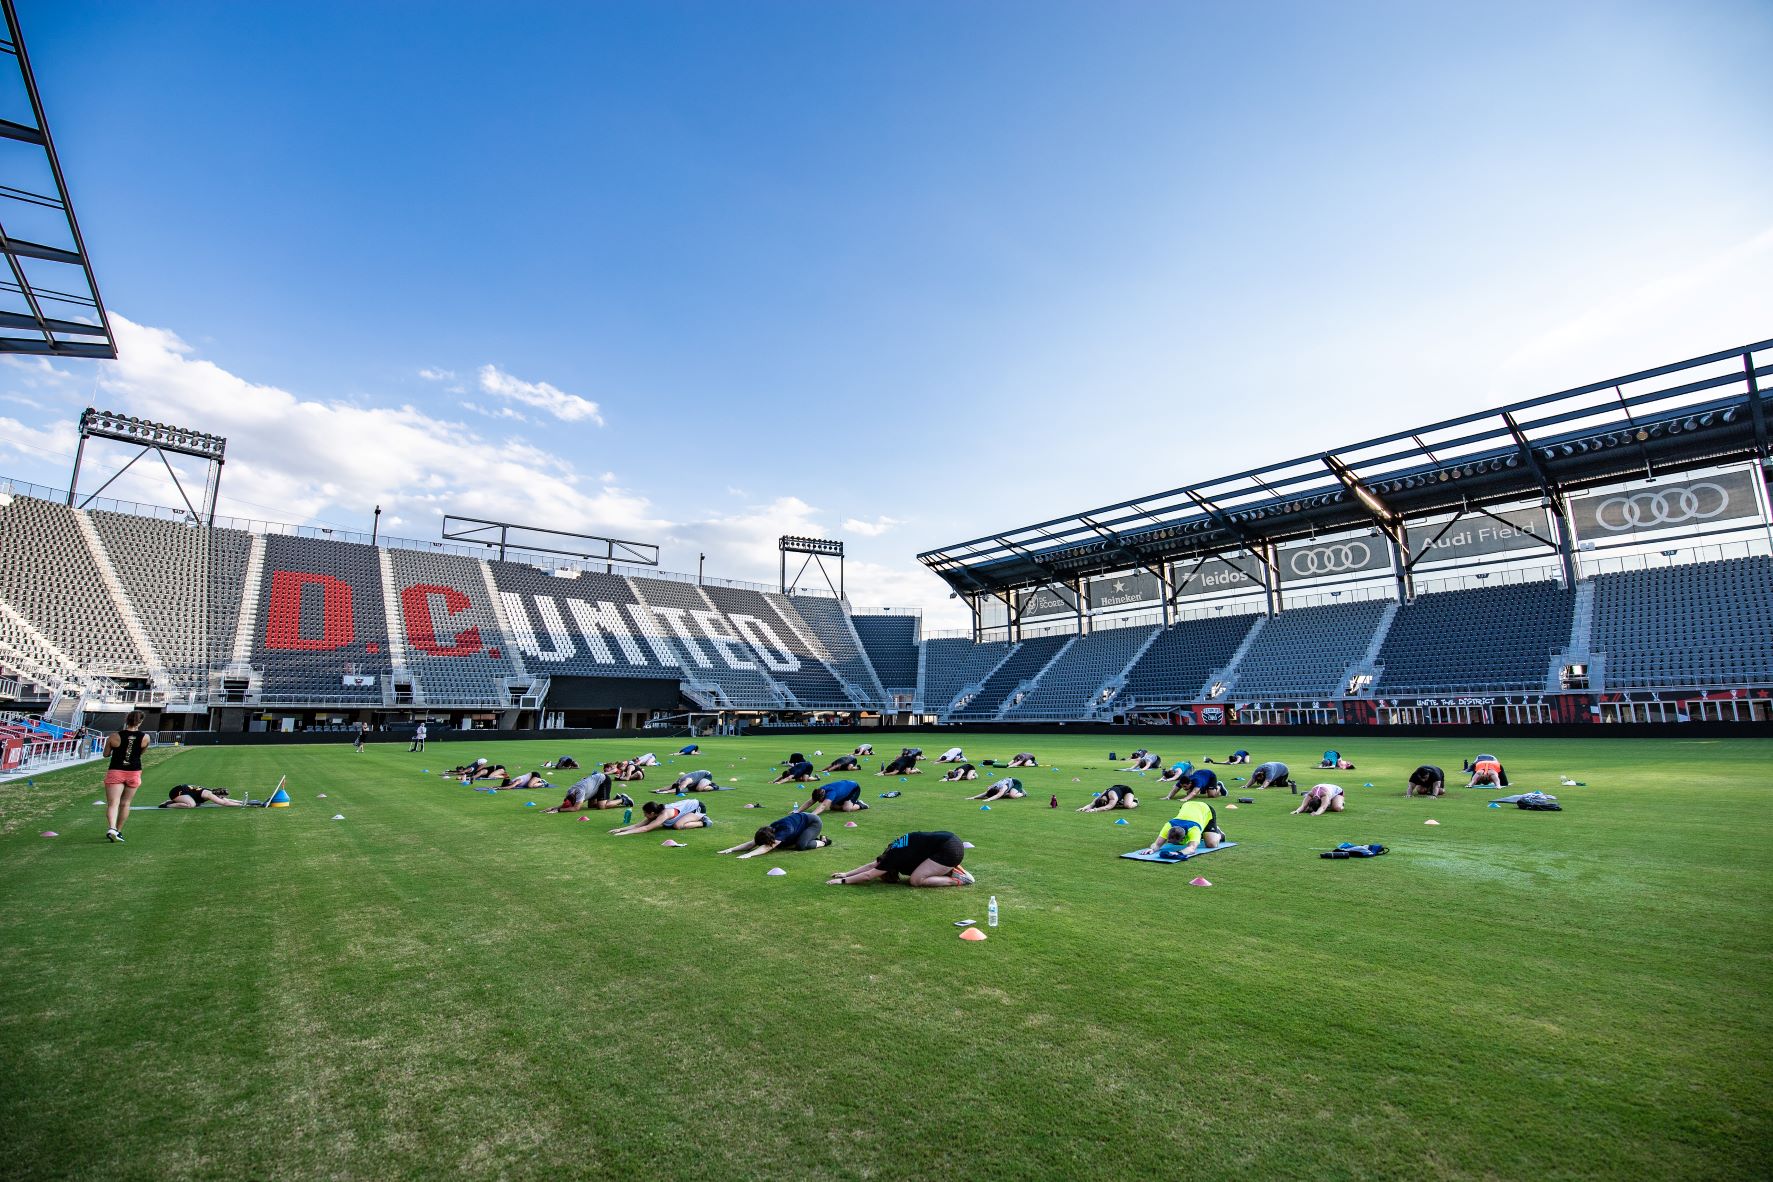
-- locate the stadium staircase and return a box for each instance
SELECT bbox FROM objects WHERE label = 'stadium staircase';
[71,509,169,695]
[938,641,1020,719]
[1337,600,1399,696]
[995,636,1076,719]
[1088,624,1165,719]
[1205,613,1268,698]
[1549,579,1597,692]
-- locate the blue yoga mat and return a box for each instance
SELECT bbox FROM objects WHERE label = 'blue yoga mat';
[1120,841,1239,863]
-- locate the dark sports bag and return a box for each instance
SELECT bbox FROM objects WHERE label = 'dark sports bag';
[1517,799,1562,811]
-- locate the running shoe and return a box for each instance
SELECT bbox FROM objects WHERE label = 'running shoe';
[951,866,976,885]
[105,829,123,843]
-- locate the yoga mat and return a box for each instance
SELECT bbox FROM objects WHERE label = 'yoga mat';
[1120,841,1239,863]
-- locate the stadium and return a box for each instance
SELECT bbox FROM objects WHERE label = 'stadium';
[2,4,1769,1181]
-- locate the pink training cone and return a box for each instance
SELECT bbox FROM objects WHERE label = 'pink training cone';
[959,926,988,941]
[844,820,858,827]
[1190,876,1212,887]
[1425,819,1440,826]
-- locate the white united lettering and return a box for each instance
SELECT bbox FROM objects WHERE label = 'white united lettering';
[647,605,714,668]
[499,592,576,661]
[730,614,801,672]
[620,602,682,667]
[690,610,760,671]
[564,599,648,666]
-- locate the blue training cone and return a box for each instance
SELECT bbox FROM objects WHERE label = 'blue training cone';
[525,801,537,807]
[1488,802,1501,808]
[1114,818,1129,825]
[267,785,292,808]
[980,804,991,811]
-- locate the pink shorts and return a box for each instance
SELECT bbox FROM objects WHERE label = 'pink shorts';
[103,770,142,790]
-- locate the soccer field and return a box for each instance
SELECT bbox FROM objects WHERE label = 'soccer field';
[2,734,1769,1181]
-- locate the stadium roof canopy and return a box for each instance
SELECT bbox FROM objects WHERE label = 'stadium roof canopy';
[919,338,1773,598]
[0,0,114,359]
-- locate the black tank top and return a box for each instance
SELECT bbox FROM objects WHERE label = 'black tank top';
[109,729,146,771]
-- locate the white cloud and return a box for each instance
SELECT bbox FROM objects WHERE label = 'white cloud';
[417,367,455,382]
[477,364,604,425]
[841,515,904,538]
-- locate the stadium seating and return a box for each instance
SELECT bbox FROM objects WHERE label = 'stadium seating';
[250,535,390,702]
[697,583,854,708]
[852,613,919,692]
[1120,612,1261,706]
[950,633,1072,719]
[1228,601,1389,700]
[486,561,680,680]
[1002,624,1158,719]
[1373,581,1574,694]
[920,637,1011,715]
[0,497,145,674]
[781,594,889,708]
[1590,556,1773,688]
[386,549,519,704]
[630,577,786,709]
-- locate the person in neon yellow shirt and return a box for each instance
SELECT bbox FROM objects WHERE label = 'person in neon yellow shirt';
[1143,800,1225,855]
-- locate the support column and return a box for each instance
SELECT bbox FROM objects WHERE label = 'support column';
[1260,542,1283,615]
[1389,534,1414,603]
[1553,495,1579,586]
[1074,577,1087,636]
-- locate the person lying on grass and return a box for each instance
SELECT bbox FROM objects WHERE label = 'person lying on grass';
[1007,752,1039,768]
[1164,768,1224,803]
[901,747,925,761]
[1292,784,1345,816]
[1203,749,1250,765]
[853,743,875,756]
[492,771,551,792]
[632,753,659,767]
[605,760,646,782]
[441,759,495,779]
[939,762,979,782]
[1143,801,1225,856]
[876,754,921,777]
[609,798,708,835]
[822,753,861,773]
[543,773,632,813]
[1407,765,1445,797]
[542,755,580,770]
[969,777,1026,802]
[827,831,974,887]
[1122,751,1162,771]
[772,759,820,784]
[936,747,966,763]
[159,784,245,808]
[677,744,699,755]
[719,810,831,858]
[655,770,717,794]
[1247,761,1292,790]
[1317,749,1356,770]
[1157,760,1194,783]
[1079,785,1139,812]
[803,780,867,815]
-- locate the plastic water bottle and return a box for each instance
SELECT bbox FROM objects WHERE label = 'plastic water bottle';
[622,807,632,825]
[987,896,999,928]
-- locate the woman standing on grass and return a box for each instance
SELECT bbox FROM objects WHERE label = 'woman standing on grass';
[102,710,152,843]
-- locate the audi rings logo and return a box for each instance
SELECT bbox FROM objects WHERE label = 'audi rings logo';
[1595,484,1730,531]
[1286,541,1373,576]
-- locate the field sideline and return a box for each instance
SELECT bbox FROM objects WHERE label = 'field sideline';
[2,733,1769,1181]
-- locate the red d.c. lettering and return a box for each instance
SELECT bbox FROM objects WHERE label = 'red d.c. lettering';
[402,584,483,656]
[265,570,356,651]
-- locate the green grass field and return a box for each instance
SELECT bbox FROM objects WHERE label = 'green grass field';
[2,733,1769,1180]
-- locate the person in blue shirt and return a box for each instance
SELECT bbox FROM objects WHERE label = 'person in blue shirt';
[719,810,830,858]
[804,779,867,815]
[771,760,820,784]
[1163,768,1224,802]
[1204,750,1250,765]
[1157,760,1195,784]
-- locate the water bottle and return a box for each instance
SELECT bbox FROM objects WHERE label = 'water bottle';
[622,807,632,825]
[987,896,999,928]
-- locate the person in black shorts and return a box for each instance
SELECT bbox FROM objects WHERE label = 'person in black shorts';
[772,759,820,784]
[901,747,924,762]
[1078,785,1139,812]
[159,785,244,808]
[1407,765,1445,797]
[1007,752,1038,768]
[353,722,369,753]
[822,753,861,773]
[542,755,580,770]
[543,773,632,813]
[657,769,718,794]
[939,762,979,782]
[803,780,867,814]
[876,754,921,777]
[854,743,875,756]
[1204,749,1250,765]
[968,777,1026,802]
[1163,768,1224,803]
[827,831,974,887]
[719,810,831,858]
[491,771,551,792]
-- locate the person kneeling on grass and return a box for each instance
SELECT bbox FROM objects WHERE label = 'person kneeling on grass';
[441,758,491,779]
[1317,749,1356,770]
[969,777,1026,802]
[772,759,820,784]
[804,779,867,815]
[940,762,979,782]
[1008,752,1038,768]
[1204,749,1250,765]
[720,810,830,858]
[542,755,580,770]
[1158,760,1194,783]
[936,747,966,763]
[827,831,974,887]
[877,754,921,777]
[610,798,708,835]
[854,743,875,756]
[657,769,717,794]
[159,784,244,808]
[1293,784,1345,816]
[1247,761,1292,790]
[494,771,552,792]
[1407,765,1445,797]
[1079,785,1139,812]
[544,773,632,814]
[605,760,646,782]
[823,753,861,773]
[1164,768,1223,802]
[1143,801,1224,856]
[1123,751,1162,772]
[1465,756,1507,788]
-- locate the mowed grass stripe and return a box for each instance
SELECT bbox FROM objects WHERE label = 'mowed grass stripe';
[1,734,1768,1180]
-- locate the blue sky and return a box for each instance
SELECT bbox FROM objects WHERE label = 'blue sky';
[2,0,1770,625]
